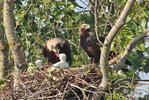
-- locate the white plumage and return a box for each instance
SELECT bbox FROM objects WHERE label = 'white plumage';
[53,53,69,67]
[35,60,43,67]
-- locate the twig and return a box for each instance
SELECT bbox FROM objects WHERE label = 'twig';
[113,78,149,86]
[135,83,149,87]
[70,83,100,94]
[25,30,53,51]
[61,82,69,100]
[70,87,81,100]
[99,0,113,27]
[58,27,79,31]
[114,85,132,90]
[94,0,103,45]
[14,4,33,30]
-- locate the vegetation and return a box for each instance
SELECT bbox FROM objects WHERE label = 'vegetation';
[0,0,149,99]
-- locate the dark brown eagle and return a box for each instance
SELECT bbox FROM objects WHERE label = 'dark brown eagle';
[42,38,71,64]
[79,24,131,67]
[79,24,105,63]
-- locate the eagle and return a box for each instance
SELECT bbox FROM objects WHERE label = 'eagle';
[79,24,105,63]
[42,38,71,64]
[79,24,131,66]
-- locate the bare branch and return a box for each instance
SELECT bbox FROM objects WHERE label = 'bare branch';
[99,0,113,27]
[94,0,103,45]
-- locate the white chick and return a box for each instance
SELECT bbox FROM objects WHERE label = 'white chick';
[35,60,43,67]
[53,53,69,67]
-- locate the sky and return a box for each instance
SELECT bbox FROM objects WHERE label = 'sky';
[75,0,89,12]
[133,72,149,98]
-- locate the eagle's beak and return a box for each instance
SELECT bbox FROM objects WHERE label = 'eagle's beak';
[55,49,60,57]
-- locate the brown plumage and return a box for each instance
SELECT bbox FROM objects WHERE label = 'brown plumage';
[79,24,131,67]
[79,24,105,63]
[42,38,71,64]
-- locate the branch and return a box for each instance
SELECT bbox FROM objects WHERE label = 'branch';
[117,29,149,67]
[25,29,54,51]
[100,0,135,88]
[109,29,149,66]
[95,0,135,99]
[88,0,94,6]
[135,83,149,87]
[14,4,33,30]
[108,54,122,65]
[99,0,113,27]
[94,0,103,45]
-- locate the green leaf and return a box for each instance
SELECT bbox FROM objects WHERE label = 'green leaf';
[113,90,120,99]
[68,4,74,11]
[16,13,24,18]
[117,70,127,78]
[32,8,39,14]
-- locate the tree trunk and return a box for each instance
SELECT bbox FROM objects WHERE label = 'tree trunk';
[0,24,9,79]
[91,0,135,99]
[3,0,27,72]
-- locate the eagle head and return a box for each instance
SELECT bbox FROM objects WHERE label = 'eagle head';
[79,24,90,33]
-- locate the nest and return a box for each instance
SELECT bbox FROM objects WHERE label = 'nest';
[0,65,103,100]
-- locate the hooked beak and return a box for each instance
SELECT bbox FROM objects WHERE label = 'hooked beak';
[55,49,60,57]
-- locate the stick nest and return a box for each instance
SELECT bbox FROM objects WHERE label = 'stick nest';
[0,65,103,100]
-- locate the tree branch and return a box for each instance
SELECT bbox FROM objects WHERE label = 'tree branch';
[108,54,122,65]
[99,0,113,27]
[94,0,135,99]
[109,30,149,66]
[117,29,149,67]
[94,0,103,45]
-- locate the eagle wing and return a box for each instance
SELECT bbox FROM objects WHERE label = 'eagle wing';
[86,34,105,46]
